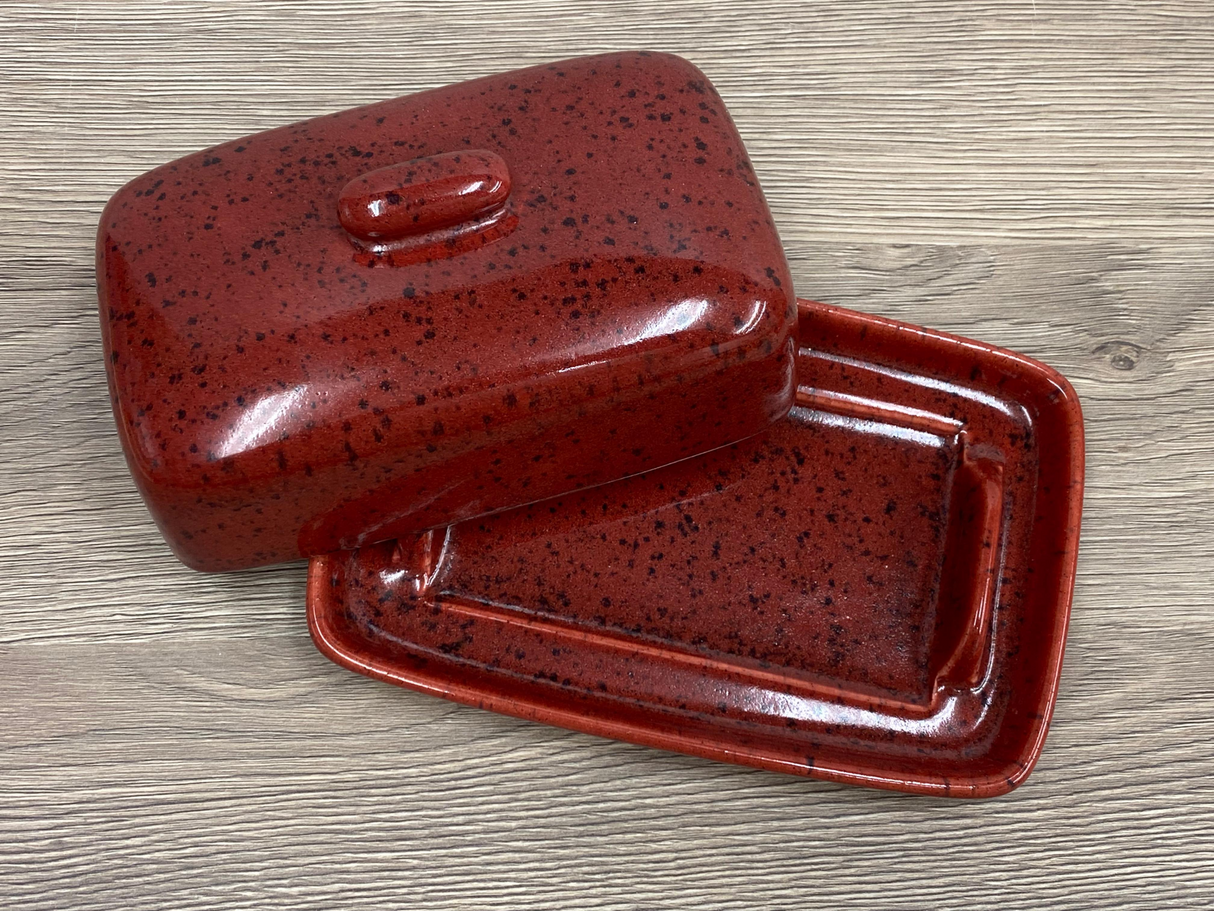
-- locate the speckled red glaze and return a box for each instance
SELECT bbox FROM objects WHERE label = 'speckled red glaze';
[308,300,1085,797]
[97,52,796,571]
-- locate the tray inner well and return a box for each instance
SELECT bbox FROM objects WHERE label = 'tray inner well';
[328,332,1022,718]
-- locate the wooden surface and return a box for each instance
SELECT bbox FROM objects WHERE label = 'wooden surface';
[2,2,1213,907]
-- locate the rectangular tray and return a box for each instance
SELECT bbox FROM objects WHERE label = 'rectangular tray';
[307,300,1084,797]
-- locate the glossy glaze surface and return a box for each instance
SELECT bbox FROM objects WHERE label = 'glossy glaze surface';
[309,300,1085,797]
[97,52,796,571]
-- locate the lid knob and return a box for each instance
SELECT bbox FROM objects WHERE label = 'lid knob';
[337,150,511,244]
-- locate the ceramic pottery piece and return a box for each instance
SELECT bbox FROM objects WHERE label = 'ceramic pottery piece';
[97,52,796,571]
[308,300,1084,797]
[96,51,1085,795]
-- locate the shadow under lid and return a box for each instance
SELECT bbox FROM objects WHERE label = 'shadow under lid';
[308,300,1084,797]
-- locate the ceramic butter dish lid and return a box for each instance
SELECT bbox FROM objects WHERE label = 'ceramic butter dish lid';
[97,52,797,571]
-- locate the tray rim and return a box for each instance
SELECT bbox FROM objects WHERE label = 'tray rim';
[307,299,1085,798]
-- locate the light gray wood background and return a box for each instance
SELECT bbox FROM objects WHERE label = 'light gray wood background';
[2,1,1212,908]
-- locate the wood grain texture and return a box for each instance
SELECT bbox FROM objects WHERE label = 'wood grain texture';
[1,1,1212,908]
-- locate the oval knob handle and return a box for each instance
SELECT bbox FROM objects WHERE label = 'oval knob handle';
[337,150,511,243]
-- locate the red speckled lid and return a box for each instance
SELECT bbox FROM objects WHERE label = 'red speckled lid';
[98,52,797,571]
